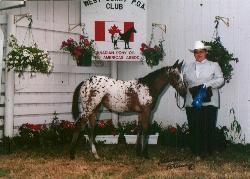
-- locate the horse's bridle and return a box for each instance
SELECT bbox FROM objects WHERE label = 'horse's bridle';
[167,68,187,110]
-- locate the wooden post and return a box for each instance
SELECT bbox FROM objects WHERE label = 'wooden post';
[0,24,4,140]
[4,14,16,138]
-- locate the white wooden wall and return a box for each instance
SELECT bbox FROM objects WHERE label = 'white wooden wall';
[0,1,112,136]
[118,0,250,143]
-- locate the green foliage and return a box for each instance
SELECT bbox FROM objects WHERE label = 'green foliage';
[223,108,245,144]
[203,37,238,83]
[118,120,162,135]
[158,123,189,147]
[118,121,138,135]
[0,168,10,177]
[10,117,76,149]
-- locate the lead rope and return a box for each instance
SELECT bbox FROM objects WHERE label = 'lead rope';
[175,91,186,110]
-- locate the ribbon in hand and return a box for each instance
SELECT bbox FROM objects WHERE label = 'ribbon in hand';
[189,84,213,108]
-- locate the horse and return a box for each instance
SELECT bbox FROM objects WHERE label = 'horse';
[70,60,187,159]
[119,27,137,49]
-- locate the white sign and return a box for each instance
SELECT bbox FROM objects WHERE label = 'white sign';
[81,0,147,61]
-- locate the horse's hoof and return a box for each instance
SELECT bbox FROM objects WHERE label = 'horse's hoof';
[94,154,100,159]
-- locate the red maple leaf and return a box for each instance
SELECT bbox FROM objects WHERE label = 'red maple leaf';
[108,24,121,35]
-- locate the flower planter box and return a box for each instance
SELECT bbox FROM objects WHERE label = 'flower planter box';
[84,135,119,144]
[76,54,92,66]
[124,133,159,145]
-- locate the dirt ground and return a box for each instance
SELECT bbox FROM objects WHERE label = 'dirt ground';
[0,145,250,178]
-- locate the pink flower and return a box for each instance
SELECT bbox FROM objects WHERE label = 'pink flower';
[60,41,67,49]
[73,46,82,57]
[67,38,74,44]
[80,35,85,40]
[84,39,90,46]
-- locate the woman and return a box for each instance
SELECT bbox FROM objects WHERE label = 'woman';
[183,41,224,157]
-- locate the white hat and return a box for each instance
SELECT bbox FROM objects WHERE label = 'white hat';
[189,41,211,53]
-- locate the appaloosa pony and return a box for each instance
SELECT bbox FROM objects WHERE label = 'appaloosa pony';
[70,60,187,159]
[119,26,137,49]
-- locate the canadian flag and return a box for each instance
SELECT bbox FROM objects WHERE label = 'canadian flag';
[95,21,135,42]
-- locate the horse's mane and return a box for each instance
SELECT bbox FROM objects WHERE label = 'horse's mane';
[138,67,169,86]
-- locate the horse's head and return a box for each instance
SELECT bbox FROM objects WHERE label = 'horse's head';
[168,60,187,97]
[130,26,137,33]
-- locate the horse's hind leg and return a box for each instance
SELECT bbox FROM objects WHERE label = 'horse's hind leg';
[88,114,100,159]
[70,117,88,160]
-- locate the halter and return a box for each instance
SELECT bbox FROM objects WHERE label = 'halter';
[167,67,186,109]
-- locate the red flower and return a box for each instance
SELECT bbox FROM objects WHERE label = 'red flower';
[73,45,82,57]
[23,123,43,131]
[84,39,90,46]
[169,127,177,134]
[141,43,148,48]
[67,38,74,44]
[80,35,85,40]
[61,41,67,49]
[60,120,75,129]
[98,120,106,128]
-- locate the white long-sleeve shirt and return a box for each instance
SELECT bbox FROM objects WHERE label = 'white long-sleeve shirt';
[183,59,224,107]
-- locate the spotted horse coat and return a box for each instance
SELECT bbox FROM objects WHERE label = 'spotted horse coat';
[70,60,187,160]
[80,76,153,117]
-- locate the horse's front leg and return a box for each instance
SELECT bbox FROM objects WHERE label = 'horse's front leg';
[88,114,100,159]
[137,111,151,158]
[70,117,87,160]
[136,120,142,156]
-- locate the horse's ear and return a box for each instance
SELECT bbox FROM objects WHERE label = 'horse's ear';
[177,60,184,71]
[172,60,179,68]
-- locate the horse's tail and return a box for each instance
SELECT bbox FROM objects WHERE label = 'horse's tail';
[72,81,85,120]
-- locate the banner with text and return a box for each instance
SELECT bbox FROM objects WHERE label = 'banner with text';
[81,0,147,61]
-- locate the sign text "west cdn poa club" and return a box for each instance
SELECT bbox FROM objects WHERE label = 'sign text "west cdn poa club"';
[82,0,146,10]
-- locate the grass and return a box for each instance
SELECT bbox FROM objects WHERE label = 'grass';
[0,168,10,177]
[0,143,250,178]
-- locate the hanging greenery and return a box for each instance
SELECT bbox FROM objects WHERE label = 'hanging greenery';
[203,16,238,83]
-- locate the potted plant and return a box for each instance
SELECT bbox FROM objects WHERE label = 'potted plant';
[202,17,238,83]
[4,35,53,77]
[18,123,44,147]
[60,35,100,66]
[84,119,119,144]
[157,123,190,147]
[118,121,161,144]
[203,37,238,83]
[140,40,165,68]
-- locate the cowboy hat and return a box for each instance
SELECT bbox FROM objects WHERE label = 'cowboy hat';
[189,41,211,53]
